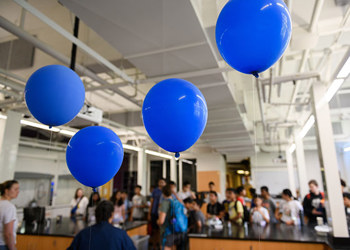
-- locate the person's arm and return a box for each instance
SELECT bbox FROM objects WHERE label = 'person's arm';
[259,208,270,223]
[158,211,166,225]
[122,205,126,221]
[231,202,243,222]
[190,191,196,199]
[129,205,134,222]
[4,220,16,250]
[148,198,154,221]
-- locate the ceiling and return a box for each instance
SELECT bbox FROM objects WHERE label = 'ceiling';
[0,0,349,162]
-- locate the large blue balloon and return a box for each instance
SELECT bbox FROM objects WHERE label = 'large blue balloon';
[25,65,85,126]
[216,0,292,77]
[142,78,208,154]
[66,126,124,188]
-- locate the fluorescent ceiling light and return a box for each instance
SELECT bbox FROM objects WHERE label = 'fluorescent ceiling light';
[244,171,250,175]
[297,115,315,140]
[325,79,345,102]
[59,129,76,137]
[145,150,173,159]
[20,120,60,132]
[289,143,296,154]
[123,144,141,152]
[0,114,7,119]
[237,170,245,174]
[344,147,350,152]
[337,57,350,78]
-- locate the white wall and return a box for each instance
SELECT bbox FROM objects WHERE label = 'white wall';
[250,152,299,196]
[183,150,226,195]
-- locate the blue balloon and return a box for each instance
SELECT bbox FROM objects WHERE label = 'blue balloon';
[216,0,292,77]
[25,65,85,126]
[142,78,208,154]
[66,126,124,188]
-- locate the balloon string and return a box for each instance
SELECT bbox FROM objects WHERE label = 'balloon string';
[175,152,180,160]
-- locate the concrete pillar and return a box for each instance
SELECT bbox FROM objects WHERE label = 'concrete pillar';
[0,111,21,183]
[311,82,349,237]
[285,149,297,197]
[179,160,183,190]
[137,149,147,196]
[170,157,177,186]
[294,135,309,200]
[162,159,166,179]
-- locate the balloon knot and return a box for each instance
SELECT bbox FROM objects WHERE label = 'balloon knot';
[175,152,180,160]
[252,72,259,78]
[49,126,52,129]
[92,187,97,192]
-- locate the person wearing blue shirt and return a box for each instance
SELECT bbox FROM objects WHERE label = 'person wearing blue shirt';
[68,200,136,250]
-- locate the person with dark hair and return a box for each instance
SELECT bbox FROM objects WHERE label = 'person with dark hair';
[227,189,244,225]
[223,188,235,221]
[110,191,125,224]
[341,179,347,193]
[121,191,132,221]
[206,191,224,219]
[192,199,205,233]
[169,181,180,201]
[148,178,166,249]
[343,192,350,229]
[0,180,19,250]
[278,189,303,225]
[302,180,326,225]
[70,188,89,234]
[206,181,223,203]
[260,186,277,223]
[250,196,269,225]
[158,185,186,250]
[68,201,136,250]
[183,198,196,233]
[178,181,196,201]
[130,185,147,221]
[236,186,246,206]
[86,192,101,226]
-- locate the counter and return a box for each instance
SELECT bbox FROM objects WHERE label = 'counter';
[17,218,148,250]
[188,223,348,250]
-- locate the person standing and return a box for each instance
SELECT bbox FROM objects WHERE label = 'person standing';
[343,192,350,230]
[0,180,19,250]
[302,180,326,225]
[236,186,246,206]
[192,200,205,233]
[206,191,224,219]
[148,178,166,250]
[228,189,244,225]
[177,181,196,201]
[130,185,147,221]
[86,192,101,226]
[70,188,89,234]
[278,189,303,225]
[121,191,132,221]
[206,182,223,203]
[110,191,125,224]
[250,196,270,225]
[68,201,136,250]
[260,186,277,223]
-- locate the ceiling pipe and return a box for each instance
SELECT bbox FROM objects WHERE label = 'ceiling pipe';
[0,16,141,107]
[268,68,273,103]
[260,71,320,85]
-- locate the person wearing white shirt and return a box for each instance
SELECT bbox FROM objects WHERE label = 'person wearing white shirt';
[177,181,196,201]
[70,188,89,234]
[278,189,303,225]
[250,195,269,226]
[205,182,223,203]
[0,180,20,250]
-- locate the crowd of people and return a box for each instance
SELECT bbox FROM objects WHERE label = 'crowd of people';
[1,177,350,250]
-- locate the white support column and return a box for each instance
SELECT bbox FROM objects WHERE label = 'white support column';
[179,160,183,190]
[311,82,349,237]
[137,149,147,196]
[162,159,166,179]
[285,149,297,197]
[170,157,177,183]
[0,111,21,183]
[294,135,309,199]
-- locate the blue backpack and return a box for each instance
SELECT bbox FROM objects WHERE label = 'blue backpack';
[166,199,188,234]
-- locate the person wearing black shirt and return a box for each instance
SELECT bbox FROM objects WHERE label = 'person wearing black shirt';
[68,200,136,250]
[206,191,224,219]
[302,180,326,225]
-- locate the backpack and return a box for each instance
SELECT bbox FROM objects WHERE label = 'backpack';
[166,199,188,233]
[234,200,250,223]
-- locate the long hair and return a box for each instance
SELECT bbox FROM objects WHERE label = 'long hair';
[74,188,84,200]
[110,191,123,207]
[0,180,18,196]
[88,192,101,207]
